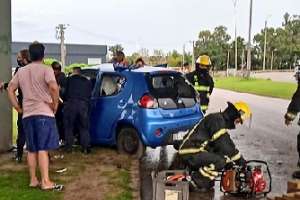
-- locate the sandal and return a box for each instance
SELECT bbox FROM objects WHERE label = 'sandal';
[41,183,64,191]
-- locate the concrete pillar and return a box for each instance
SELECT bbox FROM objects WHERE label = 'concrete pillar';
[0,0,12,152]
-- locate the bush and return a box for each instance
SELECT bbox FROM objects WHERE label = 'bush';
[43,58,58,66]
[64,63,90,74]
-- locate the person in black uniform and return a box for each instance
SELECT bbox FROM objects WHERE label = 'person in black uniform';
[51,61,66,144]
[14,49,31,162]
[186,55,214,114]
[178,101,252,190]
[285,62,300,178]
[63,67,92,154]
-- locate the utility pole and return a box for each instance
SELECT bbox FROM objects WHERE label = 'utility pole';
[0,0,12,152]
[271,50,274,71]
[182,44,185,68]
[241,48,245,70]
[232,0,238,76]
[263,20,267,71]
[226,50,230,77]
[246,0,253,77]
[192,41,195,71]
[56,24,68,67]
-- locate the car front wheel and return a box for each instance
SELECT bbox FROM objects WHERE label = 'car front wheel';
[117,127,145,159]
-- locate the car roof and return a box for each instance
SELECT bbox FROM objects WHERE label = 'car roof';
[90,63,177,73]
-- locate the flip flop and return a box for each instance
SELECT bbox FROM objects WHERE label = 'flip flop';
[41,183,64,191]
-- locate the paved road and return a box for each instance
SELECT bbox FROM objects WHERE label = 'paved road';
[252,72,295,83]
[140,89,299,200]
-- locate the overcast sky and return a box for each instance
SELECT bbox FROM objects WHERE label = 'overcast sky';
[12,0,299,55]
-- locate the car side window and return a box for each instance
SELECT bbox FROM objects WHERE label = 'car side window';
[99,73,125,97]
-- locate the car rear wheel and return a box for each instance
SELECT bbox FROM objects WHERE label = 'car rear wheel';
[117,127,145,159]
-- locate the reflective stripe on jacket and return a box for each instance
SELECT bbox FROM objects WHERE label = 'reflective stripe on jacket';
[178,112,241,162]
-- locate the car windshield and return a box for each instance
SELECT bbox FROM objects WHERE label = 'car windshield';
[147,73,196,109]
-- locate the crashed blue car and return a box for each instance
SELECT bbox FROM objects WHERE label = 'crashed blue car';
[85,64,203,157]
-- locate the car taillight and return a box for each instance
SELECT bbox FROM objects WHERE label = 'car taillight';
[138,94,158,109]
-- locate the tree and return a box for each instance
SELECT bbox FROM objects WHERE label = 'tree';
[253,13,300,70]
[43,58,58,66]
[127,52,141,65]
[167,50,182,67]
[147,49,166,66]
[109,44,124,57]
[195,26,231,70]
[229,36,246,69]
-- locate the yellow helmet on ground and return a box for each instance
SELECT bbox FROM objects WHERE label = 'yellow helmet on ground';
[233,101,252,121]
[196,55,212,67]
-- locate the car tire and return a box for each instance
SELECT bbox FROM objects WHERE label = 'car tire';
[117,127,145,159]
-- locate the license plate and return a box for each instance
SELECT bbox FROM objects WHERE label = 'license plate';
[172,131,187,141]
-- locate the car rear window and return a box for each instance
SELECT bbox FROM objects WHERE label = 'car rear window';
[147,73,196,109]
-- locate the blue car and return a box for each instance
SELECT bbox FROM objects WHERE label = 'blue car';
[84,64,203,157]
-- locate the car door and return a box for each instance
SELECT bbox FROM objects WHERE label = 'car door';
[90,72,127,144]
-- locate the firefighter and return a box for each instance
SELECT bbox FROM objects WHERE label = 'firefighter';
[178,101,251,190]
[186,55,214,114]
[284,62,300,178]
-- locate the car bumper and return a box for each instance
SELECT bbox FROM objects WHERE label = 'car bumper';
[137,107,203,148]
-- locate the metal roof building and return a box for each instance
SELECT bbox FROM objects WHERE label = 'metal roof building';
[11,42,107,67]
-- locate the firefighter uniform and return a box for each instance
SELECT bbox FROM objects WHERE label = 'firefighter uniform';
[285,65,300,178]
[186,55,214,114]
[178,102,251,189]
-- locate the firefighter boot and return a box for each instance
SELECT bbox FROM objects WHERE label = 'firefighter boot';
[189,171,214,192]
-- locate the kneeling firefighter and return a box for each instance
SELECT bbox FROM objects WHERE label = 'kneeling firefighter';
[178,101,252,190]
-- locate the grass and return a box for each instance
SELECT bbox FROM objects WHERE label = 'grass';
[0,171,60,200]
[105,169,133,200]
[214,77,297,99]
[0,148,134,200]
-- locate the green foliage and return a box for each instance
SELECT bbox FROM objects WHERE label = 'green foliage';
[215,77,297,99]
[0,171,61,200]
[43,58,58,66]
[195,26,231,70]
[127,12,299,71]
[64,63,89,74]
[127,52,141,65]
[192,13,300,71]
[167,50,182,67]
[253,13,300,70]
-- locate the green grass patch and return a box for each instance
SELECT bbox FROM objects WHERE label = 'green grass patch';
[105,169,133,200]
[0,149,134,200]
[0,171,61,200]
[214,77,297,99]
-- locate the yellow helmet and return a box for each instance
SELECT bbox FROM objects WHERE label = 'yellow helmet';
[196,55,211,67]
[234,101,252,121]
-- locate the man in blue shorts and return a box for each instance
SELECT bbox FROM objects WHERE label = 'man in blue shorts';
[8,42,63,190]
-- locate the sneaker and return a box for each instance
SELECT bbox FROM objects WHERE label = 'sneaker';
[293,170,300,179]
[15,156,22,163]
[82,148,91,155]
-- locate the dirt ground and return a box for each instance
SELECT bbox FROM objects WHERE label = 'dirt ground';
[0,147,139,200]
